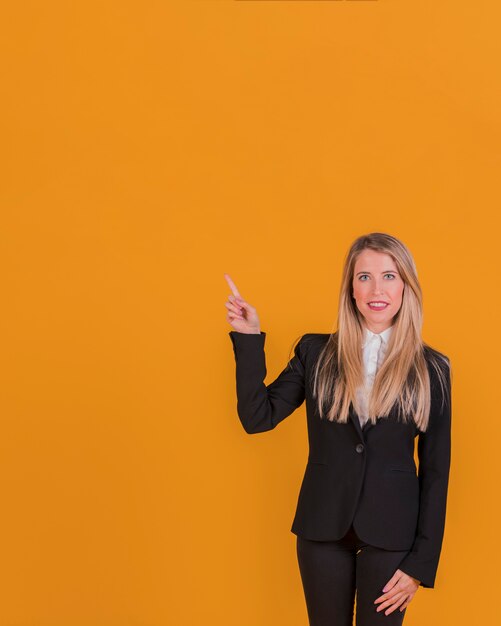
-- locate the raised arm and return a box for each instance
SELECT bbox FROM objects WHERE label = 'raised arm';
[224,273,307,434]
[228,331,308,434]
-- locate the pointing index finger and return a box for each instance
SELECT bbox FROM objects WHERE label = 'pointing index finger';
[224,273,242,299]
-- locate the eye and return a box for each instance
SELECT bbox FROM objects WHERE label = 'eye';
[358,273,397,281]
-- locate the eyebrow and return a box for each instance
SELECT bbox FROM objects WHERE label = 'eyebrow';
[355,270,398,275]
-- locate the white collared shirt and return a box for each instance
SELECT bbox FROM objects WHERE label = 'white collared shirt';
[356,324,394,427]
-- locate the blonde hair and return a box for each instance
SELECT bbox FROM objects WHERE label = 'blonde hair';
[297,232,450,432]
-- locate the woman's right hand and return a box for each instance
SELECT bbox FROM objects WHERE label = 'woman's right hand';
[223,273,261,334]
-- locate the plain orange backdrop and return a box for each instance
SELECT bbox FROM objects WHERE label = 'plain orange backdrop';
[0,1,499,625]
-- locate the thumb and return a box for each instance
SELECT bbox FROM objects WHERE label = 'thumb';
[382,572,400,592]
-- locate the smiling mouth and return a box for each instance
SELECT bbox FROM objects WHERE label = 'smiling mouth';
[367,301,389,309]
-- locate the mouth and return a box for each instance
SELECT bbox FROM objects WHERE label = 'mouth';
[367,301,389,310]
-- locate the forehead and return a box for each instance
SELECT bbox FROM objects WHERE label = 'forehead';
[354,249,397,270]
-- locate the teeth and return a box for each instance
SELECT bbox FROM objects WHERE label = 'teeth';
[369,303,387,307]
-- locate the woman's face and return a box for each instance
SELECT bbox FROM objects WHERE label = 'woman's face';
[352,249,405,333]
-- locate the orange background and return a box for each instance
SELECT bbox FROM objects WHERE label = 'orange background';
[0,1,499,624]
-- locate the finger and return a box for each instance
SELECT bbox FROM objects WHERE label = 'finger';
[381,571,400,593]
[228,295,244,309]
[376,591,406,614]
[227,306,244,319]
[225,301,243,315]
[235,299,250,309]
[396,570,419,588]
[224,274,242,299]
[384,594,408,616]
[230,296,252,310]
[374,587,398,604]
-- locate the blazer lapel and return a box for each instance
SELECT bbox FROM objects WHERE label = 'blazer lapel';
[350,402,401,439]
[349,403,365,440]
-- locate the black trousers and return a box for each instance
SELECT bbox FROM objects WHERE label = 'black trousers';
[296,524,411,626]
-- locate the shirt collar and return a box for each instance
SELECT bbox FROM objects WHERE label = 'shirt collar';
[362,324,394,349]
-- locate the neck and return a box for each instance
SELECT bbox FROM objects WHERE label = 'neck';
[365,322,392,334]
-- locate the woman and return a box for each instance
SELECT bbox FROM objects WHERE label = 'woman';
[224,232,452,626]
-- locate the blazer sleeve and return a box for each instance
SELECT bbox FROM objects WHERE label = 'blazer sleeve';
[397,359,452,588]
[228,331,308,434]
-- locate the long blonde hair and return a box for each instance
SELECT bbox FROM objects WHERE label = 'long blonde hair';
[299,232,450,432]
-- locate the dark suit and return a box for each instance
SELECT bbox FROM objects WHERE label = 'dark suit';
[229,330,452,589]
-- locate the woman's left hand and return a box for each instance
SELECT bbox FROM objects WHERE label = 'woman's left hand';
[373,569,420,615]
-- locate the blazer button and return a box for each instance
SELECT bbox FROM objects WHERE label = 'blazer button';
[355,443,364,453]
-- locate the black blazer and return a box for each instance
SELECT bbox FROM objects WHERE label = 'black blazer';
[229,330,452,589]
